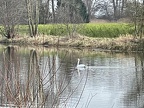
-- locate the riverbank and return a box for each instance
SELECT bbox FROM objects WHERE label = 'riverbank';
[0,34,143,52]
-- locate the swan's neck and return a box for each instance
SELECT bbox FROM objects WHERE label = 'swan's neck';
[77,60,80,66]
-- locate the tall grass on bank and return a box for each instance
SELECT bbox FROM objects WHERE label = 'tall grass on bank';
[18,23,134,38]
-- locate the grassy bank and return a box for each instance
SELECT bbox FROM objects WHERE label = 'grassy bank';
[1,23,142,52]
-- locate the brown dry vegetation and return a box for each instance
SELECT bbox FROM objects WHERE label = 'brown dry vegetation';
[0,34,143,52]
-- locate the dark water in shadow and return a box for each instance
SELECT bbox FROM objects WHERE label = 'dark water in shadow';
[0,45,144,108]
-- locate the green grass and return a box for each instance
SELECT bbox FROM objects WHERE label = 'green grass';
[2,23,134,38]
[38,23,134,38]
[18,24,68,36]
[78,23,134,38]
[39,24,68,36]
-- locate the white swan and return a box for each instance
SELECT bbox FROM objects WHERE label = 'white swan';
[76,58,86,68]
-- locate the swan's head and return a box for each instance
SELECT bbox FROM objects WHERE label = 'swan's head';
[78,58,80,61]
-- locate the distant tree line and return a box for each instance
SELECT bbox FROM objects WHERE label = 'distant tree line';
[82,0,127,20]
[39,0,89,24]
[0,0,144,38]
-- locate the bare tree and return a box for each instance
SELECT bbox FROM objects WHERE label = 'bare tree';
[56,0,89,23]
[126,0,144,38]
[46,0,50,23]
[25,0,40,37]
[82,0,128,20]
[0,0,24,39]
[111,0,127,20]
[39,0,51,24]
[55,0,89,38]
[121,0,127,17]
[51,0,56,23]
[83,0,103,19]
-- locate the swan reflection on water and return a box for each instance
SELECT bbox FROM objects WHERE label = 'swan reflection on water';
[76,58,124,69]
[75,58,124,75]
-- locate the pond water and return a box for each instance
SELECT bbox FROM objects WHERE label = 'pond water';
[0,45,144,108]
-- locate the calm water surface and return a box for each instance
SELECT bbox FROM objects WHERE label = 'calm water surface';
[0,45,144,108]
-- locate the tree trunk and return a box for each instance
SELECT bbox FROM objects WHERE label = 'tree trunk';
[112,0,117,20]
[121,0,125,17]
[51,0,55,23]
[34,0,39,36]
[140,0,144,38]
[25,0,33,36]
[46,0,50,23]
[25,0,39,37]
[86,0,92,20]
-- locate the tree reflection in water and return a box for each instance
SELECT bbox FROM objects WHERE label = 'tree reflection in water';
[0,46,86,108]
[123,53,144,108]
